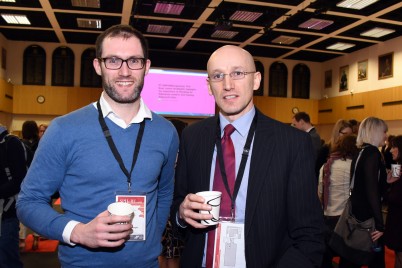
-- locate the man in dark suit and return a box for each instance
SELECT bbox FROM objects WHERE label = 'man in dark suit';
[171,45,324,267]
[292,111,322,158]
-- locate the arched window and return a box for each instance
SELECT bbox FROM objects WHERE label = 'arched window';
[52,46,74,86]
[23,45,46,85]
[80,48,101,88]
[292,63,310,99]
[269,61,287,97]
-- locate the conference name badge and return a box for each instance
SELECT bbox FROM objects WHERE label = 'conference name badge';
[212,222,246,268]
[115,192,146,241]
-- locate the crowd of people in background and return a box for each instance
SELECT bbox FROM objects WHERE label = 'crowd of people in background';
[307,115,401,268]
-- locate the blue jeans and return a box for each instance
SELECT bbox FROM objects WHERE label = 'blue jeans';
[0,217,23,268]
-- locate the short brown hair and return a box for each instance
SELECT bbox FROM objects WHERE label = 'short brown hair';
[293,112,310,123]
[95,24,149,60]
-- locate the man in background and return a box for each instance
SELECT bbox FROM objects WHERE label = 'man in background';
[0,125,27,268]
[292,112,322,159]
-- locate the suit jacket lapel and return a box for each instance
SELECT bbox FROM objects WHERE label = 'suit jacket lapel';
[245,112,276,237]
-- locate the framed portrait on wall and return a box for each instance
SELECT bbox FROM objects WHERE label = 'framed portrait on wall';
[339,65,348,92]
[324,70,332,88]
[378,52,393,79]
[357,60,368,81]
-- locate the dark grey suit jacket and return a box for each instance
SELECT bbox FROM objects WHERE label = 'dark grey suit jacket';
[308,127,322,159]
[171,109,324,268]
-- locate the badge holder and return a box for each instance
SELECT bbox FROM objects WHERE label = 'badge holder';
[115,190,147,241]
[213,221,246,268]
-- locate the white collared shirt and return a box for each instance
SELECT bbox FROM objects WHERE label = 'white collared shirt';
[94,92,153,128]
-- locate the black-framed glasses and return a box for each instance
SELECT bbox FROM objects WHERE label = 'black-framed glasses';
[208,71,256,82]
[98,57,145,70]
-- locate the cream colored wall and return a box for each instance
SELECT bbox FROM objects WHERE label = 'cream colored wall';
[1,33,402,136]
[3,34,402,97]
[254,56,323,99]
[5,40,94,86]
[321,36,402,99]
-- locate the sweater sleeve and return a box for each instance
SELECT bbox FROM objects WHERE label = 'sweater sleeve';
[17,120,71,241]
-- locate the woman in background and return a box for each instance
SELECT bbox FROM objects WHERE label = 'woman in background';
[384,135,402,268]
[316,119,353,178]
[318,135,358,268]
[381,134,395,170]
[338,117,388,268]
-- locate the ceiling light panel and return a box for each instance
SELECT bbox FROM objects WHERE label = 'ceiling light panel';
[1,14,30,25]
[360,27,395,38]
[0,0,16,2]
[336,0,379,10]
[77,18,101,29]
[71,0,100,8]
[147,24,172,34]
[299,18,333,30]
[272,35,300,45]
[229,11,262,22]
[326,42,355,50]
[211,30,238,39]
[154,2,185,15]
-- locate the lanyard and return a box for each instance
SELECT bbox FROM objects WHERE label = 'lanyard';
[97,101,145,192]
[215,113,257,218]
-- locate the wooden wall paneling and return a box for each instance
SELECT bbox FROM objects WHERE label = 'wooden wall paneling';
[318,98,335,124]
[344,92,365,121]
[254,96,277,119]
[372,86,402,120]
[13,85,68,115]
[66,87,101,113]
[254,96,318,124]
[0,78,13,113]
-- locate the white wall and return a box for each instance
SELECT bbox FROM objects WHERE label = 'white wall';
[2,33,402,100]
[255,56,323,99]
[320,35,402,99]
[5,40,94,86]
[1,32,402,137]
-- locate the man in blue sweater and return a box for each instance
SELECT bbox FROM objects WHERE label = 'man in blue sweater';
[17,25,179,267]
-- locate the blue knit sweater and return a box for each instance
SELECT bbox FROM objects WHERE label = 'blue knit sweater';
[17,104,179,267]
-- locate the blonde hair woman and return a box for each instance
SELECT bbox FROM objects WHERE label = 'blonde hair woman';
[338,117,388,268]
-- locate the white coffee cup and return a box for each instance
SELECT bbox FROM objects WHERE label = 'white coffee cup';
[196,191,222,226]
[107,202,135,224]
[391,164,401,178]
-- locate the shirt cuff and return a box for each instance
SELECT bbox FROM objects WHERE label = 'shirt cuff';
[62,220,80,246]
[176,211,188,228]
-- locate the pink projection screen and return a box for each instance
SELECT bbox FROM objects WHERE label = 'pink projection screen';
[141,69,215,117]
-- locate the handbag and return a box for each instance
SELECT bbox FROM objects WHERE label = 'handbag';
[328,148,376,265]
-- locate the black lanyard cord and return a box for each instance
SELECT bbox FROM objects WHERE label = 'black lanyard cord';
[215,113,257,212]
[97,101,145,191]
